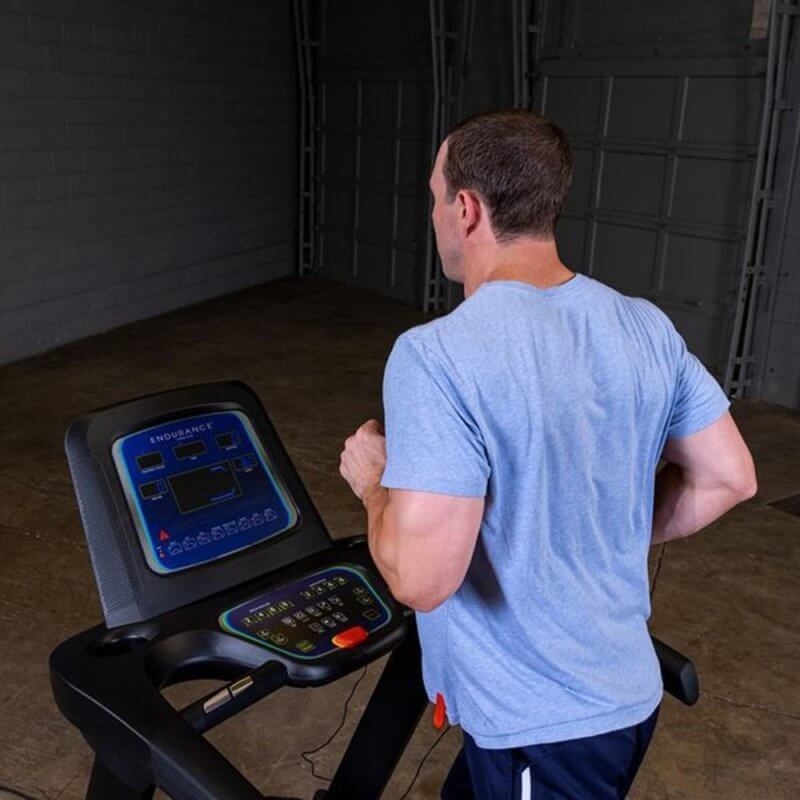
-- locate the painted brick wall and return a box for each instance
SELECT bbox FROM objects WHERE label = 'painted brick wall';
[0,0,297,364]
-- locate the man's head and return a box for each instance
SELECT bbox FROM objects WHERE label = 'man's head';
[429,109,573,283]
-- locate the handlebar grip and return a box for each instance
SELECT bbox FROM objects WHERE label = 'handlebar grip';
[652,636,699,706]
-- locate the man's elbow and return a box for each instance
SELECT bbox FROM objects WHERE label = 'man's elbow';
[733,473,758,501]
[729,459,758,501]
[389,580,453,613]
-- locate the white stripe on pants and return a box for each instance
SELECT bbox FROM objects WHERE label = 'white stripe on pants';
[520,766,531,800]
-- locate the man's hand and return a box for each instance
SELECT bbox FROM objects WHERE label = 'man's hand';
[339,419,387,504]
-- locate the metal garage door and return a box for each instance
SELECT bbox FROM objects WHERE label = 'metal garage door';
[314,1,433,306]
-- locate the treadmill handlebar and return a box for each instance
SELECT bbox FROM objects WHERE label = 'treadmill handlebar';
[151,722,266,800]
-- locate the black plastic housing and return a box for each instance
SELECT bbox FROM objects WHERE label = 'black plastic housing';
[65,382,332,628]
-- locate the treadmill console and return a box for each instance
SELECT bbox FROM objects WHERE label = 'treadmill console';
[65,382,332,627]
[112,410,298,574]
[220,565,391,660]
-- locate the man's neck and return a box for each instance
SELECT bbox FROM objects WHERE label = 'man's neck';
[462,236,574,298]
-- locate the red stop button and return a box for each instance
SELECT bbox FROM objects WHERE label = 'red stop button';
[332,625,369,649]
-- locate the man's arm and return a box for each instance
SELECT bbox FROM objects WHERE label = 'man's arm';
[339,419,484,612]
[364,486,484,612]
[652,411,757,545]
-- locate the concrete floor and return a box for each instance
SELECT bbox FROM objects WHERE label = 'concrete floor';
[0,276,798,800]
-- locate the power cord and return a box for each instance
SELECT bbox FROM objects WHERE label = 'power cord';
[299,665,453,798]
[398,723,452,800]
[0,784,47,800]
[300,664,369,781]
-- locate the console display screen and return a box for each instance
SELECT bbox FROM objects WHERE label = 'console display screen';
[136,452,164,471]
[174,440,206,460]
[111,409,299,575]
[168,462,242,514]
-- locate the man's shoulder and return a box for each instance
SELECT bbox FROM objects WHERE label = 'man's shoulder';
[393,295,482,354]
[587,278,676,334]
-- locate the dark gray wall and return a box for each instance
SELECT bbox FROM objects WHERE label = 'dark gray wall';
[0,0,297,365]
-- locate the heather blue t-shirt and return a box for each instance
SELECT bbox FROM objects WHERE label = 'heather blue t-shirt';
[380,274,730,749]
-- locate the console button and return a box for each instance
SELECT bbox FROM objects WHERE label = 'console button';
[356,595,374,605]
[363,608,380,621]
[216,431,240,450]
[332,626,369,649]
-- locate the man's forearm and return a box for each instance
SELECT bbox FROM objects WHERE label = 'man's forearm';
[651,462,750,545]
[362,486,401,589]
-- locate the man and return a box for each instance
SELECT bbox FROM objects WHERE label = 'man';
[339,109,757,799]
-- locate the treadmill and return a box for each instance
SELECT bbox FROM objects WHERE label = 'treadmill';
[49,381,699,800]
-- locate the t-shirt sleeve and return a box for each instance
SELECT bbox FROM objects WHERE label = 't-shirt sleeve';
[667,329,731,440]
[380,333,490,497]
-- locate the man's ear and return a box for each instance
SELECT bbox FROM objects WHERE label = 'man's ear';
[458,189,482,236]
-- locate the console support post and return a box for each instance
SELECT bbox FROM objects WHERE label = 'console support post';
[86,756,155,800]
[324,621,428,800]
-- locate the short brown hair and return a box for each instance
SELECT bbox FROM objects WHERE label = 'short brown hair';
[443,109,573,241]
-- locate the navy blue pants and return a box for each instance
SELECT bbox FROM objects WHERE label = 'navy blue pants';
[441,706,660,800]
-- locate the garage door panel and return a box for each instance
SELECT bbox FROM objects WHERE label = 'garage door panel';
[358,190,392,237]
[662,232,740,305]
[361,81,397,129]
[683,75,763,147]
[672,156,753,229]
[568,148,595,208]
[320,233,353,281]
[545,76,604,137]
[356,241,391,289]
[324,82,357,134]
[396,194,428,243]
[360,136,394,182]
[399,82,432,132]
[607,77,676,141]
[324,186,354,230]
[593,223,658,293]
[600,151,667,216]
[557,215,588,268]
[324,134,355,179]
[398,137,432,190]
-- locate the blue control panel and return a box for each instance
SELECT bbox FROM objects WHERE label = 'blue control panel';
[111,410,298,574]
[219,565,392,660]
